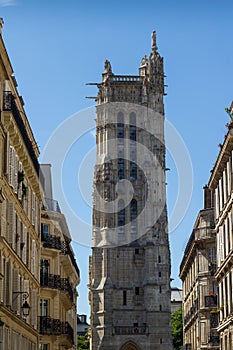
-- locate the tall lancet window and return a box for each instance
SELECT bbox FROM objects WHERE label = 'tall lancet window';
[118,199,125,235]
[118,200,125,226]
[118,158,125,180]
[130,199,138,221]
[130,199,137,237]
[117,112,124,139]
[130,112,137,179]
[129,112,136,141]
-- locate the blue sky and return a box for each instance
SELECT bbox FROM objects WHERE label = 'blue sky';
[1,0,233,318]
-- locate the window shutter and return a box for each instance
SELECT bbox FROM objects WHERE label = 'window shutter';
[34,198,39,234]
[18,162,23,200]
[14,154,19,194]
[12,268,20,314]
[9,146,15,188]
[22,226,27,264]
[31,289,37,329]
[6,260,12,306]
[16,216,21,256]
[27,187,31,220]
[8,201,15,247]
[1,199,7,238]
[32,192,35,226]
[31,240,36,276]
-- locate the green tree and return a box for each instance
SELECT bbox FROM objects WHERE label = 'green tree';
[171,306,183,350]
[77,331,90,349]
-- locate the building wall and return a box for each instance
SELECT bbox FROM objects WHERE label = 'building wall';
[208,121,233,350]
[39,191,80,350]
[90,32,172,350]
[0,19,41,349]
[180,207,219,350]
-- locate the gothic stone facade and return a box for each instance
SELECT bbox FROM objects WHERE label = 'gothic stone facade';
[89,32,172,350]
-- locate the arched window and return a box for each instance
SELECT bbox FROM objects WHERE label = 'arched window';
[117,112,124,139]
[129,112,136,141]
[130,161,137,180]
[118,158,125,180]
[130,199,137,221]
[118,200,125,227]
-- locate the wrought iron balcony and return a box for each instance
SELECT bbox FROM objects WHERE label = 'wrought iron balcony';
[210,313,219,329]
[42,197,61,213]
[3,91,39,175]
[40,272,73,301]
[209,332,220,346]
[205,295,217,308]
[41,234,80,278]
[39,316,74,344]
[113,325,148,335]
[183,299,198,325]
[42,233,66,251]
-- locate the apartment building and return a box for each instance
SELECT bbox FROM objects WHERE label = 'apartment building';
[39,165,80,350]
[208,105,233,350]
[180,188,219,350]
[0,19,41,349]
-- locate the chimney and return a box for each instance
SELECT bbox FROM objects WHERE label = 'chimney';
[203,185,212,209]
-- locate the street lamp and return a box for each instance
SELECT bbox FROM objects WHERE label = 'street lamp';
[13,292,30,317]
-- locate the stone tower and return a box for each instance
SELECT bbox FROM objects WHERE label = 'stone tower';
[89,32,173,350]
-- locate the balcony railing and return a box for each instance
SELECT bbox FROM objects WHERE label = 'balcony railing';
[205,295,217,308]
[209,332,220,346]
[42,197,61,213]
[184,299,198,325]
[3,91,39,175]
[40,272,73,301]
[113,325,148,335]
[39,316,74,344]
[42,233,65,251]
[41,234,80,278]
[210,313,219,329]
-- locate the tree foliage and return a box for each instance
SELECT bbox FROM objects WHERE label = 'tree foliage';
[171,306,183,350]
[77,332,90,349]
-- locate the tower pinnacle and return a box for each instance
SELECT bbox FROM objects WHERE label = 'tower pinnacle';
[151,30,158,53]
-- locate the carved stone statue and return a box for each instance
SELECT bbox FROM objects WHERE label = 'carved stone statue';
[104,60,112,74]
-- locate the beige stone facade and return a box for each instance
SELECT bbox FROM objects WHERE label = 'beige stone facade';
[0,21,80,350]
[90,32,172,350]
[39,165,80,350]
[208,105,233,350]
[180,189,219,350]
[0,19,41,349]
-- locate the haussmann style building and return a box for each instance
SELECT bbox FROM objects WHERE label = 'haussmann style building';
[180,187,219,350]
[89,31,173,350]
[39,165,80,350]
[208,104,233,350]
[0,19,41,349]
[0,20,80,350]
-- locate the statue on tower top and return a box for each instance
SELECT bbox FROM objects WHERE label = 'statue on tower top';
[151,30,158,53]
[104,60,112,74]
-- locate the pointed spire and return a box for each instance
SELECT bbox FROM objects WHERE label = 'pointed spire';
[151,30,158,53]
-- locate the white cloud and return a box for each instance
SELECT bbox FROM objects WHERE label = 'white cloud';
[0,0,16,7]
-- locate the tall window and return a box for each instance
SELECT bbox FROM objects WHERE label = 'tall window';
[118,158,125,180]
[129,112,136,141]
[40,299,49,317]
[130,161,137,180]
[117,112,124,138]
[41,224,49,241]
[40,259,49,286]
[118,200,125,227]
[130,199,137,221]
